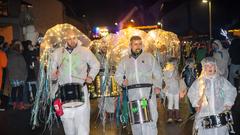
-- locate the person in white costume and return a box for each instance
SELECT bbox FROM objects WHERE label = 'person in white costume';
[212,40,230,78]
[51,30,100,135]
[96,44,116,119]
[163,58,187,123]
[188,57,237,135]
[115,36,162,135]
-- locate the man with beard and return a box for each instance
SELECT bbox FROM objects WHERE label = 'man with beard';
[51,29,100,135]
[115,36,162,135]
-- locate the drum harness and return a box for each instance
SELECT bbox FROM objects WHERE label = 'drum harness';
[119,56,156,134]
[54,47,87,103]
[120,81,153,125]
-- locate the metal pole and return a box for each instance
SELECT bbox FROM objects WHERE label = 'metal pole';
[209,1,212,42]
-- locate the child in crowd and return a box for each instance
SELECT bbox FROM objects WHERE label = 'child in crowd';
[182,58,197,115]
[163,58,187,123]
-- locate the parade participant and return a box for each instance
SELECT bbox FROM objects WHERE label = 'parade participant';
[182,58,197,115]
[115,36,162,135]
[163,58,187,123]
[188,57,237,135]
[212,40,230,78]
[96,43,116,120]
[51,29,100,135]
[96,44,108,74]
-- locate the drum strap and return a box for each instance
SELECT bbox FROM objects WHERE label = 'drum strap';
[124,83,153,99]
[149,87,153,99]
[126,83,153,89]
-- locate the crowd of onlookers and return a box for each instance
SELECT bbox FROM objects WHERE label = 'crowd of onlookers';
[0,35,39,111]
[181,36,240,86]
[179,36,240,133]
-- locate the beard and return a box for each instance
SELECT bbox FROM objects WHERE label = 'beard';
[67,43,77,49]
[133,48,142,54]
[131,49,142,59]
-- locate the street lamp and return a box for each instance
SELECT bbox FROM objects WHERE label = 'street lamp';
[202,0,212,42]
[157,22,163,28]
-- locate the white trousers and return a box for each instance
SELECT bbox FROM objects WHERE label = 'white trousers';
[60,86,90,135]
[131,122,158,135]
[167,93,179,110]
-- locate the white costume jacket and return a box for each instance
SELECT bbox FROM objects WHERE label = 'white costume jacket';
[188,75,237,135]
[51,42,100,135]
[115,52,162,135]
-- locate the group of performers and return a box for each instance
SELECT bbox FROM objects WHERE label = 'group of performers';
[39,25,237,135]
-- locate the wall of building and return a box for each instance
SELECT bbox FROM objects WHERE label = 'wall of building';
[0,26,13,44]
[25,0,64,34]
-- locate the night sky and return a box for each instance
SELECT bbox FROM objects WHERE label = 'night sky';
[61,0,164,26]
[60,0,240,35]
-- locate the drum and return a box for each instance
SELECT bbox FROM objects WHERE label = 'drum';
[202,111,234,129]
[60,83,84,108]
[128,98,152,124]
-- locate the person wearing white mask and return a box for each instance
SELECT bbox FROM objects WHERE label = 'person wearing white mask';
[188,57,237,135]
[212,40,230,78]
[51,29,100,135]
[115,36,162,135]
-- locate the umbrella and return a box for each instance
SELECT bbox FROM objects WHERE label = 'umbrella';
[110,27,148,64]
[146,29,180,58]
[40,23,91,59]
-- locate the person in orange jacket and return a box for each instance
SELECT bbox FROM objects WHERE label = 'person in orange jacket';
[0,50,7,87]
[0,48,8,108]
[0,38,8,92]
